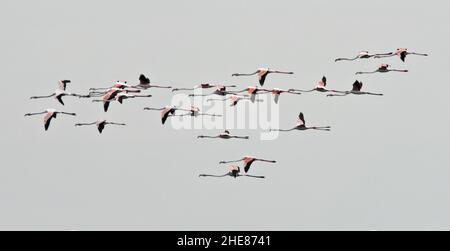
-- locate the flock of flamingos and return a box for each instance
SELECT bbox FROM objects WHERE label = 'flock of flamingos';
[24,48,427,179]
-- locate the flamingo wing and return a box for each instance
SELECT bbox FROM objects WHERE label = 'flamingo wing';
[97,122,105,133]
[117,94,126,104]
[400,51,407,62]
[139,74,150,85]
[58,80,70,91]
[230,165,240,176]
[259,72,268,86]
[352,80,363,92]
[298,112,305,126]
[273,93,280,104]
[380,64,389,71]
[56,94,65,106]
[161,107,174,124]
[243,161,254,173]
[201,83,213,88]
[103,90,119,112]
[103,101,110,112]
[44,112,55,131]
[243,157,255,173]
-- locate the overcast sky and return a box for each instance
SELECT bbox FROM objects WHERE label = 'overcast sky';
[1,0,449,230]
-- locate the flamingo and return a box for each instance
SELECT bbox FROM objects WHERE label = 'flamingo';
[92,93,152,104]
[219,156,276,173]
[30,80,86,105]
[143,105,181,124]
[172,106,222,118]
[267,88,301,104]
[375,48,428,62]
[24,109,76,131]
[335,51,393,62]
[75,120,126,134]
[327,80,383,97]
[270,112,331,132]
[207,94,263,106]
[99,88,143,112]
[197,130,249,139]
[289,76,340,94]
[355,64,408,75]
[133,74,172,89]
[199,166,264,179]
[233,86,271,102]
[88,81,142,97]
[172,83,236,92]
[89,80,133,91]
[188,85,236,97]
[232,67,293,86]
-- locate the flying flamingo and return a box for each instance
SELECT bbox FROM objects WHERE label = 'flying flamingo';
[75,120,126,134]
[172,83,236,92]
[24,109,76,131]
[172,106,222,118]
[219,156,276,173]
[30,80,86,105]
[99,88,143,112]
[355,64,408,75]
[199,165,265,179]
[327,80,383,97]
[233,86,271,102]
[88,81,142,97]
[375,48,428,62]
[197,130,249,139]
[207,94,263,106]
[267,88,301,104]
[289,76,340,94]
[189,85,236,97]
[133,74,172,90]
[92,93,152,104]
[335,51,393,62]
[89,80,133,91]
[270,112,331,132]
[143,105,182,124]
[232,67,293,86]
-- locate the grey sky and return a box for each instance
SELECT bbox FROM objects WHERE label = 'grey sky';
[1,0,449,230]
